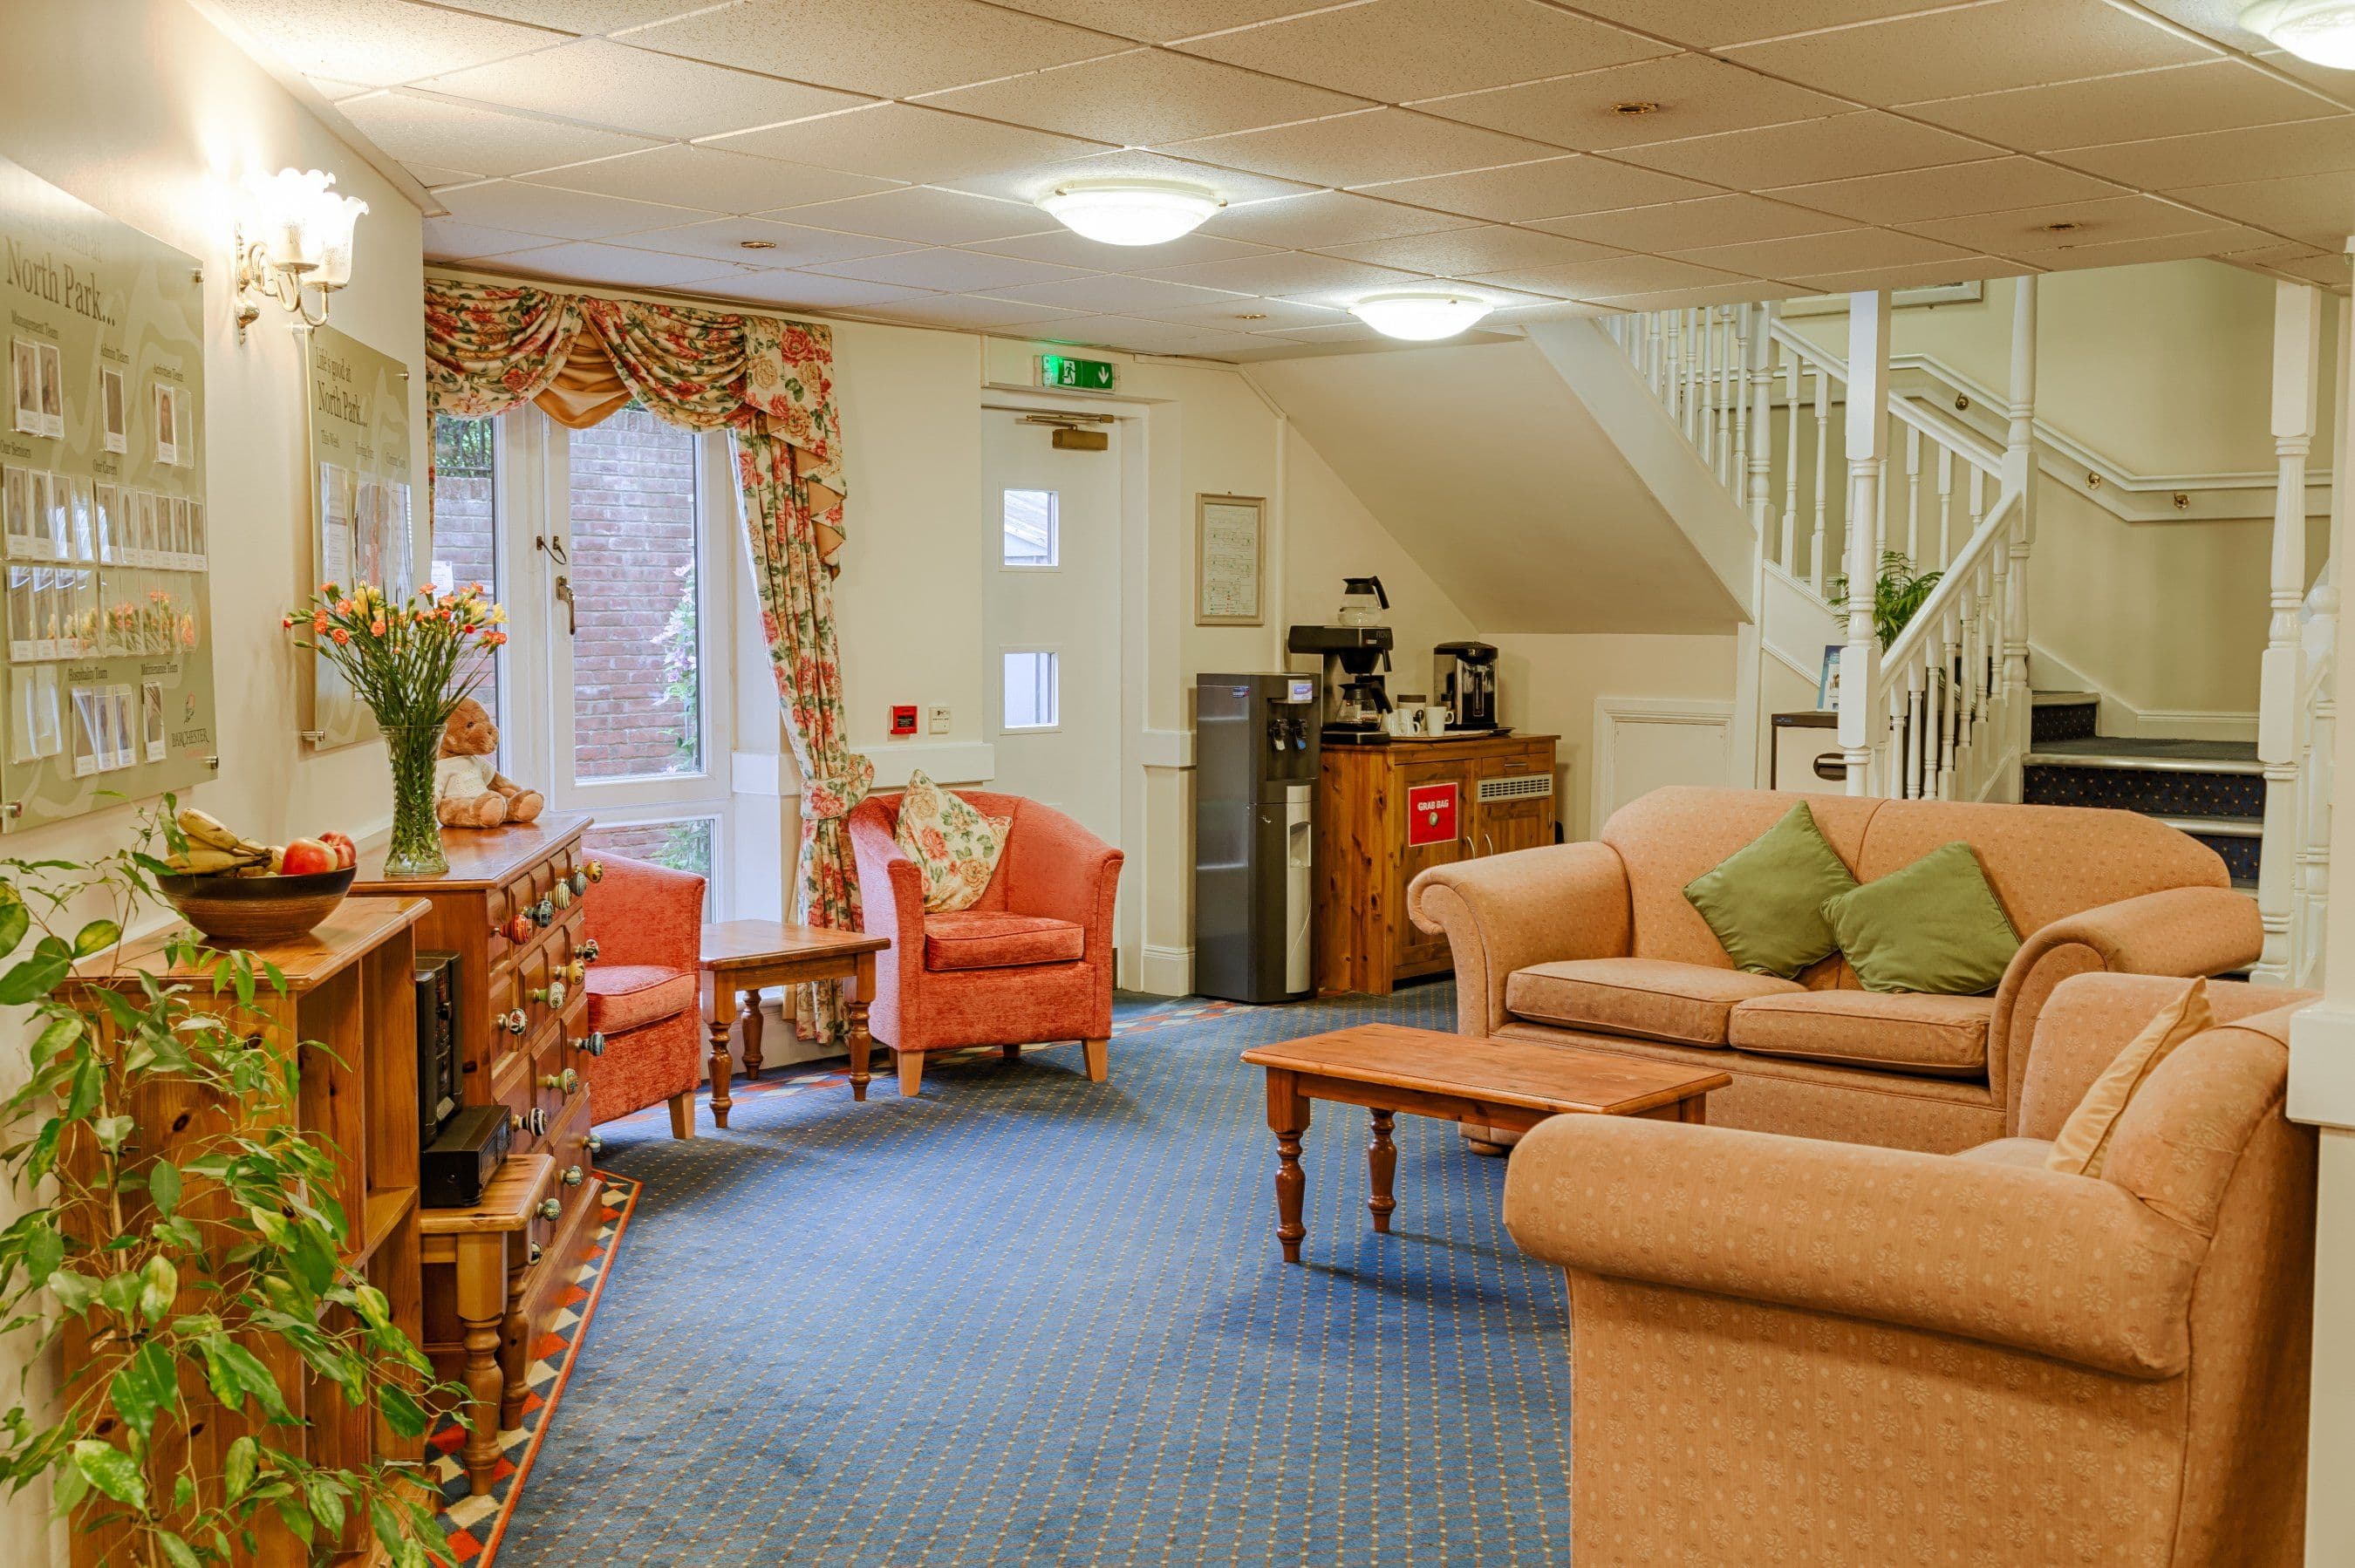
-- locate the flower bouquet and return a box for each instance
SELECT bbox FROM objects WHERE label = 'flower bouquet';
[286,582,508,876]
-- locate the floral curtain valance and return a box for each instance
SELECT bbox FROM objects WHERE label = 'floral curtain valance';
[423,276,868,1043]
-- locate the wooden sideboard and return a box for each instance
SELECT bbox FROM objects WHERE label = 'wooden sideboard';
[1315,734,1558,995]
[352,814,601,1430]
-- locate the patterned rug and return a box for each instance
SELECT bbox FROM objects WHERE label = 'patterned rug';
[486,984,1574,1566]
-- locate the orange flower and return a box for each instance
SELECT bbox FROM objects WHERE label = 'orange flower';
[371,618,387,635]
[280,614,295,628]
[331,628,351,644]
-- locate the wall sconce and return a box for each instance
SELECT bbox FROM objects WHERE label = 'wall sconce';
[233,168,367,339]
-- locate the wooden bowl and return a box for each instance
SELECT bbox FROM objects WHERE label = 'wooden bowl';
[158,868,357,945]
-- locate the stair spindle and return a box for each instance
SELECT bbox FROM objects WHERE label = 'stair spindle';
[1810,369,1830,595]
[1781,348,1800,572]
[1904,423,1922,565]
[1935,447,1954,569]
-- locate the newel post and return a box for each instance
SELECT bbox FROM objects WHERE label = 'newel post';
[2260,282,2323,984]
[1840,290,1890,794]
[1731,302,1776,786]
[1998,276,2038,801]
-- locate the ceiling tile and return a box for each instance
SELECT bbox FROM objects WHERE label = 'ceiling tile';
[1138,250,1429,297]
[1611,112,1998,187]
[939,148,1312,207]
[1178,0,1669,104]
[1079,319,1269,355]
[1316,223,1624,276]
[305,75,372,101]
[1672,227,1974,278]
[1125,294,1348,329]
[786,186,1061,245]
[1904,59,2339,151]
[964,228,1277,271]
[1779,253,2032,294]
[978,273,1253,313]
[1720,0,2220,107]
[1421,53,1849,153]
[433,178,695,239]
[620,216,916,267]
[1532,194,1852,249]
[1205,190,1481,248]
[2007,224,2274,269]
[1351,154,1721,221]
[973,1,1339,44]
[836,294,1078,330]
[701,274,936,310]
[412,163,491,190]
[1584,280,1792,309]
[339,91,658,177]
[986,313,1131,344]
[438,0,716,31]
[1469,253,1758,298]
[485,242,760,289]
[420,217,550,259]
[205,0,563,86]
[704,104,1115,184]
[416,38,869,140]
[2252,46,2355,101]
[2169,168,2355,246]
[1767,155,2126,224]
[1553,0,1961,50]
[1164,106,1565,187]
[1481,298,1618,324]
[802,248,1090,291]
[914,48,1366,144]
[2050,116,2355,188]
[1262,319,1404,344]
[521,144,900,213]
[622,0,1123,98]
[1901,194,2225,254]
[2249,250,2353,286]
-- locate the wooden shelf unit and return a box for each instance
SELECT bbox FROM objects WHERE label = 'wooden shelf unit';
[59,896,430,1567]
[1314,734,1558,995]
[352,814,602,1431]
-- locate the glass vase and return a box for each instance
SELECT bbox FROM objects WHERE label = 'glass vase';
[381,723,448,878]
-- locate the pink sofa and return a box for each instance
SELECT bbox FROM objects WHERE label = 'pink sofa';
[582,854,706,1137]
[1505,971,2318,1566]
[848,789,1123,1096]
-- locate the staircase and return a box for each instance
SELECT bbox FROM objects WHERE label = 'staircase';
[2022,692,2264,890]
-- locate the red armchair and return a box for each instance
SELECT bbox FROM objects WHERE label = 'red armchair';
[581,854,706,1137]
[848,789,1123,1096]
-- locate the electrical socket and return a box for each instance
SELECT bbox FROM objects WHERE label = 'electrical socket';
[927,706,951,735]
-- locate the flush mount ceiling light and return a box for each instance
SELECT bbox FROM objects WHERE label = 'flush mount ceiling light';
[2242,0,2355,66]
[1035,179,1225,246]
[1348,290,1493,342]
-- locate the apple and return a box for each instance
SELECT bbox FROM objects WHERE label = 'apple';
[281,837,339,876]
[318,830,358,869]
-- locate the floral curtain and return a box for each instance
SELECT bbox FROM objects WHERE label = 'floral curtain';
[423,278,867,1042]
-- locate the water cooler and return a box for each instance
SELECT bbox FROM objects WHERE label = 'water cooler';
[1193,672,1320,1003]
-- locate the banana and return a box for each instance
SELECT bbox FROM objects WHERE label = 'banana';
[176,807,274,862]
[166,846,266,875]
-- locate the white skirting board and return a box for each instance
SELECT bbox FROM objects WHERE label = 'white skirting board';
[1138,943,1193,997]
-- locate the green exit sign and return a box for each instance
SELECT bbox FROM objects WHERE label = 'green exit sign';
[1038,353,1116,392]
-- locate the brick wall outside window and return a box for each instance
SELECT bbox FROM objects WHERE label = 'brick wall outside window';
[569,409,700,782]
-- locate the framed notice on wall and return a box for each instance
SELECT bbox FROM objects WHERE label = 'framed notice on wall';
[0,152,217,831]
[302,323,414,751]
[1195,493,1263,626]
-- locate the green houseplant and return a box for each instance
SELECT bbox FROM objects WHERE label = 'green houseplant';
[0,803,452,1566]
[1828,550,1943,651]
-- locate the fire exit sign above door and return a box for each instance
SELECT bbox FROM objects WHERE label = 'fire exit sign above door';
[1038,353,1116,392]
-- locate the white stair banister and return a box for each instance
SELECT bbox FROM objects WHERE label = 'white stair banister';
[2261,280,2324,985]
[2000,276,2039,799]
[1840,290,1891,795]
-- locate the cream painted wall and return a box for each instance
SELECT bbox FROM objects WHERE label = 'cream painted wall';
[0,3,428,1563]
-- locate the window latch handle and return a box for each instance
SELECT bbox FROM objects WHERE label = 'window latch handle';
[554,572,577,637]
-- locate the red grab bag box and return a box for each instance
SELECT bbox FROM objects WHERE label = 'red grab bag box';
[1406,781,1457,848]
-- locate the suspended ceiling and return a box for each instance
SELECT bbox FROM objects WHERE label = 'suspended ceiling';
[206,0,2355,360]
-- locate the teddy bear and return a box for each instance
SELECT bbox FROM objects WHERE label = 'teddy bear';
[434,697,544,828]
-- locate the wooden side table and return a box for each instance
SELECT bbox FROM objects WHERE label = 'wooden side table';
[701,920,892,1119]
[420,1151,555,1496]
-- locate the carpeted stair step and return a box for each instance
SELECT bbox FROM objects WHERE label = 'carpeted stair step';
[2022,736,2265,880]
[2030,690,2099,745]
[2151,814,2263,884]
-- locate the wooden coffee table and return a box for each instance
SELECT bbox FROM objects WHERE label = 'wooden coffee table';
[700,920,891,1120]
[1239,1022,1730,1265]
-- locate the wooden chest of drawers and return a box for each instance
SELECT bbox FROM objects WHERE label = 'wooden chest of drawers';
[352,813,602,1422]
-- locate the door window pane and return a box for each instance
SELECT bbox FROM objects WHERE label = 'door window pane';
[1003,650,1058,729]
[1002,488,1056,567]
[430,415,501,736]
[569,408,701,781]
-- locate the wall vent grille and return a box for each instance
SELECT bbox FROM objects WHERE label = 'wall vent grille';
[1476,774,1553,802]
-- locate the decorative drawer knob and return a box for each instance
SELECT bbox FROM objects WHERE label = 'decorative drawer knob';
[495,912,533,944]
[576,1032,606,1058]
[530,980,568,1009]
[512,1107,549,1136]
[570,869,590,896]
[563,959,586,985]
[584,1132,603,1156]
[497,1008,528,1036]
[563,1164,584,1188]
[536,1198,562,1222]
[585,860,604,883]
[552,883,573,910]
[527,1242,543,1265]
[529,899,556,927]
[579,938,601,963]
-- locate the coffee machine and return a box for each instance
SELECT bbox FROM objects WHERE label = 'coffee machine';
[1287,624,1394,744]
[1434,640,1501,733]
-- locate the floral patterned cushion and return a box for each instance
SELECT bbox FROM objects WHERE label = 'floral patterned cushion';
[893,771,1010,913]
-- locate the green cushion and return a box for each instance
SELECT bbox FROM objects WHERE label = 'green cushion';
[1682,801,1860,978]
[1822,842,2022,995]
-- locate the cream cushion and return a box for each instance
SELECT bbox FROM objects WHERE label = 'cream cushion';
[1505,958,1804,1048]
[892,769,1011,913]
[1728,990,1995,1076]
[2048,978,2212,1177]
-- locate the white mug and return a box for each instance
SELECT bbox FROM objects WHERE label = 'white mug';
[1385,707,1418,737]
[1423,704,1451,735]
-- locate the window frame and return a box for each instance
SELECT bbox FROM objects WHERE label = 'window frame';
[998,486,1061,572]
[1000,644,1061,733]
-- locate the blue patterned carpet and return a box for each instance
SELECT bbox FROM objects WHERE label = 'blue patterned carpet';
[496,984,1572,1565]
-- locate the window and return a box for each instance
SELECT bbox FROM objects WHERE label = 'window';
[430,415,502,736]
[1003,649,1058,730]
[1001,487,1057,568]
[566,409,703,781]
[584,816,718,916]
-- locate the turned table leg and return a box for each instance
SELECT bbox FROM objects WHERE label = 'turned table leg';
[1266,1069,1310,1265]
[455,1232,507,1496]
[706,983,734,1130]
[848,953,876,1102]
[739,988,766,1080]
[1367,1108,1397,1234]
